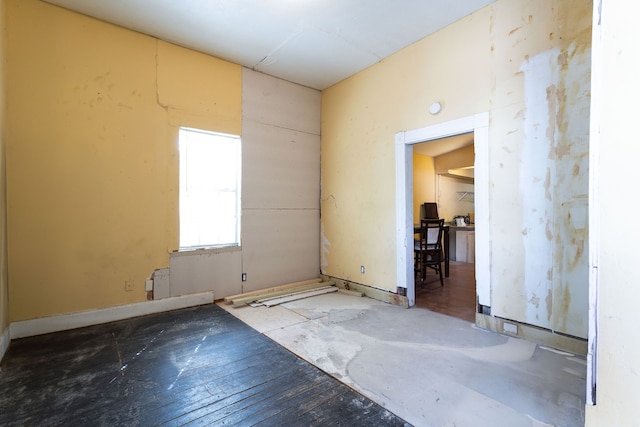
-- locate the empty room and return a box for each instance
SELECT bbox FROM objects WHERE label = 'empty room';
[0,0,638,426]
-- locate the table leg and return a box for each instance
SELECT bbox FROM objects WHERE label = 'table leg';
[444,227,450,277]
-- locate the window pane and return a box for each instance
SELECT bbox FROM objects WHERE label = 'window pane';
[179,127,241,249]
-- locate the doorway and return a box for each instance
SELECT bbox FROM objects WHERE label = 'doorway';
[413,136,476,322]
[394,113,490,310]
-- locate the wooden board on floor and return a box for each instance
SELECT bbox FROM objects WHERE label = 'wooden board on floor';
[224,278,322,304]
[227,280,335,306]
[260,286,338,307]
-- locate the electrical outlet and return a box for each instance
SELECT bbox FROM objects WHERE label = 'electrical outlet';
[503,322,518,335]
[145,279,153,292]
[242,273,247,282]
[125,280,135,292]
[360,265,365,274]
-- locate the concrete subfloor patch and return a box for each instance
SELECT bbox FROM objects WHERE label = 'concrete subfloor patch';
[218,293,586,427]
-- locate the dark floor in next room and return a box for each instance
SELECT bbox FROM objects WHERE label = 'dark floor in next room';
[0,304,409,426]
[415,261,476,322]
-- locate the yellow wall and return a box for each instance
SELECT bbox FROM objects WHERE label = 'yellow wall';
[412,154,435,223]
[0,0,9,339]
[321,4,492,288]
[321,0,592,342]
[4,0,241,321]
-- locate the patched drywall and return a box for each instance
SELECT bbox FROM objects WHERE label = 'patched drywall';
[240,69,321,292]
[169,248,242,298]
[488,1,591,339]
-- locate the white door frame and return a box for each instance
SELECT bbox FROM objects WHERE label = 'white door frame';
[395,112,490,307]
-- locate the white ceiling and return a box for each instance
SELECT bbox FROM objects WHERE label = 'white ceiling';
[42,0,496,90]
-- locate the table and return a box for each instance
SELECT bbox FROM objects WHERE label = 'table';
[414,224,450,277]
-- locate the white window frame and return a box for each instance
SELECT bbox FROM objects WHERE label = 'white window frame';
[178,127,241,250]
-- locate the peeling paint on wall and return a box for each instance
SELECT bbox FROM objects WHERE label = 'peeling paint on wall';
[519,48,559,329]
[516,42,590,338]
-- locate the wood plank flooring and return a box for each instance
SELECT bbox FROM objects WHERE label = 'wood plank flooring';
[415,261,476,322]
[0,305,410,426]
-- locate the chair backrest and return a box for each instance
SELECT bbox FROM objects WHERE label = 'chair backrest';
[421,202,439,220]
[419,218,444,248]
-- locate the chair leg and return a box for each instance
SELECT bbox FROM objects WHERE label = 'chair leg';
[438,261,444,287]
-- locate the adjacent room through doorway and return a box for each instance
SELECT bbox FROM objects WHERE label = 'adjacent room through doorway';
[413,135,477,322]
[394,113,490,314]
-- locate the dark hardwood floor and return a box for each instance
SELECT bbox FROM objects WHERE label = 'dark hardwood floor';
[415,261,476,322]
[0,305,410,426]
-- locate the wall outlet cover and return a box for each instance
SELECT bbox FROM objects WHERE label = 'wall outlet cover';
[503,322,518,334]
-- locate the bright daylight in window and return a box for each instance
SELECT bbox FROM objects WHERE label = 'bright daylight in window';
[179,127,241,250]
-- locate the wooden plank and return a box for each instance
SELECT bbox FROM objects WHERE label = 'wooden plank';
[321,275,409,307]
[229,282,328,306]
[228,280,335,306]
[337,288,364,298]
[261,287,338,307]
[223,278,322,304]
[255,284,336,303]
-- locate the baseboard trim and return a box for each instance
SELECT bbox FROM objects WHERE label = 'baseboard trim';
[475,312,588,356]
[321,275,409,308]
[0,326,9,362]
[10,292,215,340]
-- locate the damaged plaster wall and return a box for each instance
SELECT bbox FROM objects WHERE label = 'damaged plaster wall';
[4,0,242,321]
[168,70,321,299]
[321,0,591,338]
[488,1,591,339]
[4,0,321,322]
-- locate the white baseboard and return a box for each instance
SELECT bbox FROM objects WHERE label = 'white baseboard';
[0,326,9,362]
[475,312,588,356]
[9,292,215,340]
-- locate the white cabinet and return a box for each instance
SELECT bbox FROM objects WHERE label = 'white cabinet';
[450,228,475,263]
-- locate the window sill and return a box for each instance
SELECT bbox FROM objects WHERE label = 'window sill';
[171,245,241,258]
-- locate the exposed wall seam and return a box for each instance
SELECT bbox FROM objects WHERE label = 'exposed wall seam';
[244,118,320,136]
[242,207,319,211]
[154,39,170,110]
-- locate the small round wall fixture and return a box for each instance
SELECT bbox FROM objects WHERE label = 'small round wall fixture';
[429,102,442,115]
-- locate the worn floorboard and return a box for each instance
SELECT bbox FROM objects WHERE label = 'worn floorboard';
[0,304,409,426]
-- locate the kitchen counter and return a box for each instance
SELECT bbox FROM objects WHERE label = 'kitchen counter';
[447,223,475,231]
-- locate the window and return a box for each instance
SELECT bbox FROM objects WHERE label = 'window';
[178,127,241,250]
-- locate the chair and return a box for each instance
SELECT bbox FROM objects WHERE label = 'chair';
[414,218,445,287]
[421,202,439,220]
